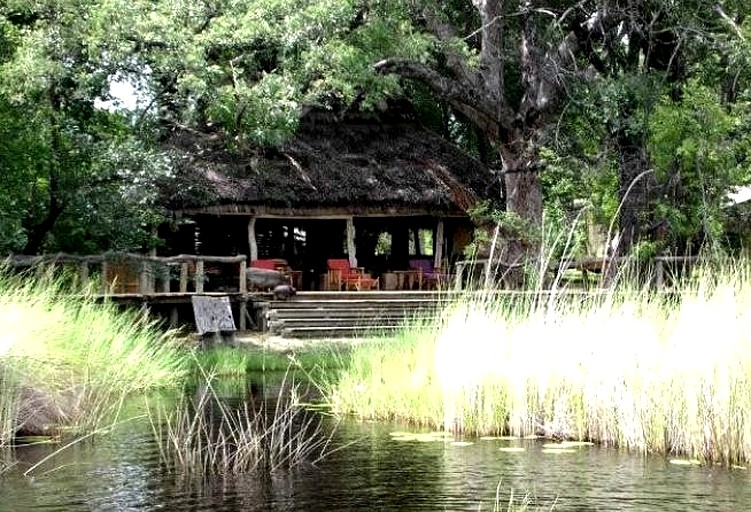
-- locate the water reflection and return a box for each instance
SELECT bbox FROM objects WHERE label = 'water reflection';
[1,376,750,511]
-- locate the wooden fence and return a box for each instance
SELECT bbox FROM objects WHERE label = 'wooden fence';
[7,253,248,295]
[6,253,253,330]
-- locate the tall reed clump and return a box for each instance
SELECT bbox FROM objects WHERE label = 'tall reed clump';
[0,269,189,436]
[327,262,751,466]
[149,371,339,476]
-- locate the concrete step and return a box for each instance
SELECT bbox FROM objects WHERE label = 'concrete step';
[293,291,459,301]
[268,314,433,329]
[262,291,452,338]
[268,299,451,311]
[268,305,439,318]
[279,324,404,338]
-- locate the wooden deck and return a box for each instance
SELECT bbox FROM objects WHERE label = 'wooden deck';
[6,252,702,338]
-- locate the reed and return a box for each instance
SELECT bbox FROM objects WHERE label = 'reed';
[149,370,340,476]
[0,268,189,436]
[488,482,557,511]
[327,260,751,465]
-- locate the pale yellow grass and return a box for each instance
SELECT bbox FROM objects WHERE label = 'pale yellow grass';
[329,268,751,465]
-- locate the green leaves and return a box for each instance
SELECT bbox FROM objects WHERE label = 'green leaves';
[648,80,751,246]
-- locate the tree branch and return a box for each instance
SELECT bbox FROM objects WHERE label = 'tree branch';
[373,58,506,134]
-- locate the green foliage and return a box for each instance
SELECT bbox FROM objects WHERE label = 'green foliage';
[648,81,751,250]
[3,0,751,259]
[0,1,173,254]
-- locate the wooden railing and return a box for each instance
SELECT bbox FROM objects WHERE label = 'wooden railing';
[7,253,248,296]
[453,255,705,290]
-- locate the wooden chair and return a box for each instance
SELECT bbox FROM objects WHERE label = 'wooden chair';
[408,258,448,289]
[325,258,379,291]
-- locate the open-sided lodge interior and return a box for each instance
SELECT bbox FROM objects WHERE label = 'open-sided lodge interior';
[163,214,474,291]
[158,104,498,291]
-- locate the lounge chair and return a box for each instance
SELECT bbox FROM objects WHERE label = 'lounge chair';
[408,258,447,289]
[325,258,379,291]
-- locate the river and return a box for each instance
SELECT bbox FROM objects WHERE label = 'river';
[1,380,749,511]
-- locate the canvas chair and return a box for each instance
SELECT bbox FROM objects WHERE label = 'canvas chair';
[408,258,447,289]
[325,258,379,291]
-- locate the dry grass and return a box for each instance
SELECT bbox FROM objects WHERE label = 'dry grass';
[149,370,342,476]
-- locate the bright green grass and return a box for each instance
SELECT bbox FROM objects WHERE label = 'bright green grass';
[0,269,190,435]
[192,345,351,377]
[326,262,751,466]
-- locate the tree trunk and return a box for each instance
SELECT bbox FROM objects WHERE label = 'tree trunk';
[22,206,64,255]
[613,124,657,257]
[499,153,543,287]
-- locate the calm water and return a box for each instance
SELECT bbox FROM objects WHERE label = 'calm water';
[2,385,750,511]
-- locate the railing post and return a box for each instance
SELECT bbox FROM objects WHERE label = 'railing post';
[160,263,171,293]
[139,260,153,294]
[195,260,204,293]
[101,259,109,295]
[180,262,189,293]
[655,258,665,290]
[79,261,89,292]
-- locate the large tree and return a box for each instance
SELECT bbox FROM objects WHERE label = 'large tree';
[0,1,171,254]
[92,0,600,280]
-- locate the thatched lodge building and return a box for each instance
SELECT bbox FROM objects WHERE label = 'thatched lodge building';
[158,107,499,291]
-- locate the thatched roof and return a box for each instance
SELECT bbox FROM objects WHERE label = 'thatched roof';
[161,108,499,216]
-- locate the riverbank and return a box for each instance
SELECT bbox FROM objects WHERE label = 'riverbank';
[0,271,189,441]
[325,265,751,466]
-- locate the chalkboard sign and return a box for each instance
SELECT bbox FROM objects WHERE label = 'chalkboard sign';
[191,295,236,335]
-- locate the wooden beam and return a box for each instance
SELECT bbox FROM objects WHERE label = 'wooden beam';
[177,205,468,218]
[248,216,258,261]
[346,217,357,268]
[434,218,444,269]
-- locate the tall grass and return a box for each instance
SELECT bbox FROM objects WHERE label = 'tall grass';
[326,262,751,465]
[149,371,340,475]
[0,269,189,436]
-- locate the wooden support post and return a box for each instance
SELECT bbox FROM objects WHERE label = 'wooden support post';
[248,216,258,262]
[239,261,247,294]
[239,259,248,331]
[195,260,204,293]
[346,217,357,268]
[434,218,444,270]
[239,301,247,331]
[170,306,179,329]
[180,262,189,292]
